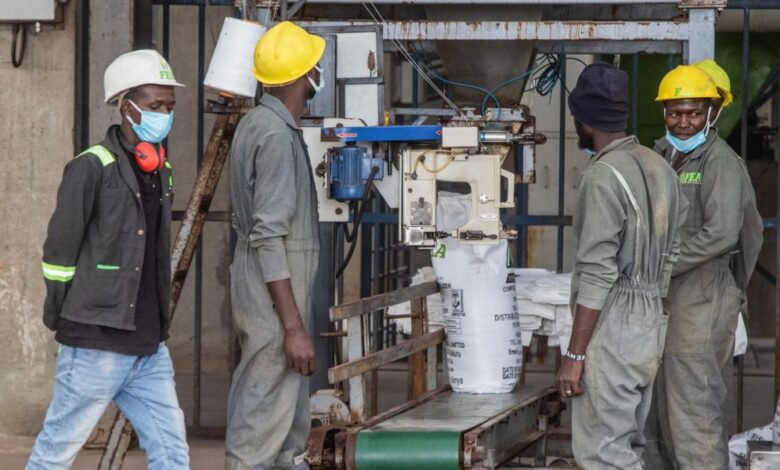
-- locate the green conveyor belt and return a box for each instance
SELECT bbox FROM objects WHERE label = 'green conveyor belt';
[354,431,461,470]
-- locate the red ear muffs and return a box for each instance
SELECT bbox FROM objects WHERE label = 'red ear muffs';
[134,142,166,173]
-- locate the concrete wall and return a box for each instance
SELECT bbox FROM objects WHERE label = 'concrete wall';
[88,0,132,143]
[0,3,75,435]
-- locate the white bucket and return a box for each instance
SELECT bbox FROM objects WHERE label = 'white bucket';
[204,17,266,98]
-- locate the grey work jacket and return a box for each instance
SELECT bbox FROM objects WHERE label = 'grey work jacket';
[229,94,320,318]
[572,136,686,311]
[654,129,763,294]
[41,126,174,332]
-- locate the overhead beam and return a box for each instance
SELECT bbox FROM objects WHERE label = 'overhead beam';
[301,0,683,4]
[384,20,690,42]
[300,20,691,42]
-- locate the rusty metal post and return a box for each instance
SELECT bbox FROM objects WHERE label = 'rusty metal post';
[98,413,133,470]
[96,108,241,469]
[170,111,241,313]
[408,297,427,399]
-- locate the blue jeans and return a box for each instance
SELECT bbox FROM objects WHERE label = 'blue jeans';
[27,343,189,470]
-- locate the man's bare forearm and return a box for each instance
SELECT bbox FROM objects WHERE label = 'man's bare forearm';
[568,304,601,355]
[266,278,305,332]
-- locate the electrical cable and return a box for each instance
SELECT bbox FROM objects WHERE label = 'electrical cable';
[406,39,502,114]
[478,54,543,115]
[359,0,470,121]
[336,166,380,278]
[533,54,563,96]
[427,68,501,114]
[413,152,454,175]
[11,23,26,68]
[479,54,562,115]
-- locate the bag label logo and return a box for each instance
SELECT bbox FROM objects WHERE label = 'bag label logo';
[431,244,447,258]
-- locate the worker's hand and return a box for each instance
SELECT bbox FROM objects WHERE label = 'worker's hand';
[555,358,585,398]
[284,326,316,376]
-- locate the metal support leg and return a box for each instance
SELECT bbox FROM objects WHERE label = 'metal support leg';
[98,414,133,470]
[312,223,337,393]
[426,344,438,392]
[408,297,427,399]
[685,9,717,63]
[348,315,368,423]
[169,111,241,311]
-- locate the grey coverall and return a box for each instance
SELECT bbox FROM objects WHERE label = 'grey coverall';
[571,136,686,470]
[226,94,320,470]
[644,129,763,470]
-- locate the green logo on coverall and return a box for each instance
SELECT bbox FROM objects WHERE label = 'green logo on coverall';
[431,245,447,259]
[680,172,702,184]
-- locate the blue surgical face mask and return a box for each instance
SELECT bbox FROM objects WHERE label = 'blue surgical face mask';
[664,106,711,154]
[583,148,597,157]
[126,100,174,143]
[307,65,325,100]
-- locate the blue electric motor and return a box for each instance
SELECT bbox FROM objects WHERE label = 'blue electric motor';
[328,145,384,201]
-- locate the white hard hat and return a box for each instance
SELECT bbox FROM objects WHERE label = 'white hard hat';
[103,49,185,104]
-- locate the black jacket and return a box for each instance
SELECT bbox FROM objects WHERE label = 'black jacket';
[42,127,173,332]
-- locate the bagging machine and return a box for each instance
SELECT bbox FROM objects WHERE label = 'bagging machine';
[203,15,563,470]
[299,108,562,469]
[312,109,545,248]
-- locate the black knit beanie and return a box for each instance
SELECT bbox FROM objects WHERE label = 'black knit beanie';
[568,62,628,132]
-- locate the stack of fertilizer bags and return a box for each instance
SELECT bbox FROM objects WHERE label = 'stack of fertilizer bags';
[728,396,780,469]
[514,268,573,353]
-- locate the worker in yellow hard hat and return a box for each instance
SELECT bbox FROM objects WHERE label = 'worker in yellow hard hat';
[695,59,733,125]
[225,21,325,470]
[643,64,763,470]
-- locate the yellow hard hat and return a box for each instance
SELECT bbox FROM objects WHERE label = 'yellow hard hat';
[655,65,721,102]
[694,59,733,107]
[252,21,325,87]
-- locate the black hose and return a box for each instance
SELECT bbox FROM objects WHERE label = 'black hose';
[11,24,26,69]
[336,166,380,279]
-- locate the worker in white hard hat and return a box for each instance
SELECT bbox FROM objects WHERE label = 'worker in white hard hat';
[27,50,189,470]
[226,21,325,470]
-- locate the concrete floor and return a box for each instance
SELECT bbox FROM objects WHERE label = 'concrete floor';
[1,339,776,469]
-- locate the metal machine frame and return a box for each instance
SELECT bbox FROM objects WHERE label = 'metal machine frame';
[305,281,563,469]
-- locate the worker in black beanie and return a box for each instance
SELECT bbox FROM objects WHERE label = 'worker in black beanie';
[556,61,688,469]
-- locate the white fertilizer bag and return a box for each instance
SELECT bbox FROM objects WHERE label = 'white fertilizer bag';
[432,191,522,393]
[431,238,521,394]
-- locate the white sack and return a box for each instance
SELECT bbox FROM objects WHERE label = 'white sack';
[432,238,521,394]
